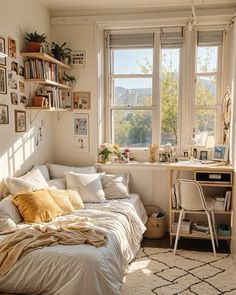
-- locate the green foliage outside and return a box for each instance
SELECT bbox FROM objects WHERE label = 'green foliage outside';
[113,47,217,147]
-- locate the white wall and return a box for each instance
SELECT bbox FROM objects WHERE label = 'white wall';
[51,24,98,166]
[0,0,54,180]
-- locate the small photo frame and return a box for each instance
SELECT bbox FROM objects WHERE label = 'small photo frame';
[0,37,6,66]
[212,144,229,162]
[11,61,18,74]
[200,150,208,161]
[18,65,25,77]
[71,51,86,68]
[183,151,189,158]
[73,114,88,136]
[0,66,7,94]
[73,91,90,109]
[11,92,18,105]
[8,37,17,59]
[0,104,9,124]
[15,110,26,132]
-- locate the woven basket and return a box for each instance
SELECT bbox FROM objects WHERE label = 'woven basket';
[144,205,165,239]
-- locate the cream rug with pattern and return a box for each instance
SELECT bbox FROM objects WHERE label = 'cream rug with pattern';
[121,247,236,295]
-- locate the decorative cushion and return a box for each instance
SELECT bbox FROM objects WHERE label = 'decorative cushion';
[4,169,48,195]
[47,178,66,190]
[65,190,84,210]
[101,173,130,199]
[13,190,62,223]
[65,172,105,203]
[33,164,50,181]
[47,163,97,179]
[47,189,75,215]
[0,195,22,224]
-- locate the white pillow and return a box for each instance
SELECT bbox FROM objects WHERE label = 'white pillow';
[101,173,130,199]
[65,172,105,203]
[47,178,66,190]
[0,195,22,224]
[47,163,97,179]
[34,164,50,181]
[4,168,48,195]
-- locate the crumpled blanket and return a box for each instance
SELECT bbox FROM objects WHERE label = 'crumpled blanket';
[0,217,106,276]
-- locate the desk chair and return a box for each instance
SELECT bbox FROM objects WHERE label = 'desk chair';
[173,179,218,256]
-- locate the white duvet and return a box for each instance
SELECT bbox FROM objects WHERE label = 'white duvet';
[0,194,147,295]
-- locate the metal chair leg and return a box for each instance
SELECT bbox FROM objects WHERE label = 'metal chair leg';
[210,209,218,247]
[173,209,184,255]
[206,212,216,256]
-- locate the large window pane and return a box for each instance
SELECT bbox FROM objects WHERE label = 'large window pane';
[195,76,216,105]
[195,109,215,140]
[197,47,217,73]
[160,48,179,145]
[112,110,152,147]
[112,48,153,74]
[113,78,152,106]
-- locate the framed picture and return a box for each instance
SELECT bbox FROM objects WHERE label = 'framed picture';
[18,65,25,77]
[200,150,208,161]
[71,51,86,68]
[11,61,18,74]
[15,110,26,132]
[73,91,90,109]
[0,104,9,124]
[212,144,229,162]
[11,92,18,105]
[73,113,89,152]
[183,151,189,158]
[73,114,88,136]
[0,66,7,94]
[8,37,16,59]
[0,37,6,66]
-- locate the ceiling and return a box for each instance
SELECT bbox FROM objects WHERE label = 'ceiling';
[40,0,236,14]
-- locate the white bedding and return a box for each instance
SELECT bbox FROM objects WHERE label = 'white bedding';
[0,194,147,295]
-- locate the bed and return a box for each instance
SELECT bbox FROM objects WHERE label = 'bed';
[0,193,147,295]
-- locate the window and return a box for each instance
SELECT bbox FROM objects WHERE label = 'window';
[108,33,154,148]
[160,48,180,146]
[193,31,223,147]
[105,29,223,152]
[107,29,182,148]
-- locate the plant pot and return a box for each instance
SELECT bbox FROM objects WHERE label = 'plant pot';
[53,49,62,61]
[25,42,42,52]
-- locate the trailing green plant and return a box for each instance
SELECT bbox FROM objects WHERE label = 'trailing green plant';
[51,42,72,63]
[63,73,76,84]
[25,31,47,43]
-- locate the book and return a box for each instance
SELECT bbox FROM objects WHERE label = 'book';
[225,190,231,211]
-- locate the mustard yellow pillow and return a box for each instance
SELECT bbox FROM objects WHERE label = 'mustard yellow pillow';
[66,189,84,210]
[13,190,62,223]
[47,189,75,215]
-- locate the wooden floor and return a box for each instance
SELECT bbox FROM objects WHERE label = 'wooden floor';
[141,233,230,253]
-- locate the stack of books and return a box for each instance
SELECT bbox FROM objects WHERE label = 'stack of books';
[172,220,191,234]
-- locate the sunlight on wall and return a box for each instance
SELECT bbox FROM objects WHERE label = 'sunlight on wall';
[0,127,36,178]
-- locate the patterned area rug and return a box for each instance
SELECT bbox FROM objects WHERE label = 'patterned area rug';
[121,247,236,295]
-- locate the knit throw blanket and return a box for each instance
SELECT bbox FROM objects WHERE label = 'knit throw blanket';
[0,217,106,276]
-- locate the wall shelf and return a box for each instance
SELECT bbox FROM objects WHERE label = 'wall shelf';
[20,52,72,70]
[24,79,70,89]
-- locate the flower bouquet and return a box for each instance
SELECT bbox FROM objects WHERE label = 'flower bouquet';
[98,143,113,163]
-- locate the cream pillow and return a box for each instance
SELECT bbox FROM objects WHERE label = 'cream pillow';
[47,189,75,215]
[101,173,130,199]
[66,190,84,210]
[13,189,62,223]
[4,169,48,195]
[47,178,66,190]
[65,172,105,203]
[47,163,97,179]
[33,164,50,181]
[0,195,22,224]
[0,209,16,234]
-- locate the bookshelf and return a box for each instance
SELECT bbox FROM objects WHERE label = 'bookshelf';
[170,169,233,245]
[20,52,72,111]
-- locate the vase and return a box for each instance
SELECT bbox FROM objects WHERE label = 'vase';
[98,154,107,164]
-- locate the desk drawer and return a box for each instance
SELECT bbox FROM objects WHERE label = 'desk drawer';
[194,171,232,185]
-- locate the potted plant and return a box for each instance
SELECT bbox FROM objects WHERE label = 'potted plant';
[25,31,48,52]
[51,42,72,63]
[62,73,76,85]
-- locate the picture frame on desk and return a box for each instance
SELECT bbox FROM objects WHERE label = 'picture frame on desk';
[212,144,229,162]
[200,150,208,161]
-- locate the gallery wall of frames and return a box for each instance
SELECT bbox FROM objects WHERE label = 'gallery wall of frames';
[0,36,26,132]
